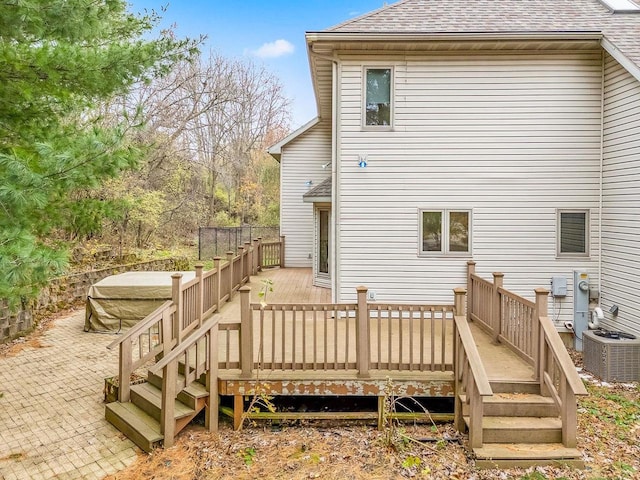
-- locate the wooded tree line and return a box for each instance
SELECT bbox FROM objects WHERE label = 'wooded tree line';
[0,0,289,306]
[101,51,288,251]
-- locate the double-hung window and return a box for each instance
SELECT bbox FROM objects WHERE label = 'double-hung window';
[558,210,589,256]
[419,210,471,255]
[364,67,392,126]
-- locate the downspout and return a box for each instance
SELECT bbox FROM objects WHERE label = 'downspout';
[310,50,341,303]
[598,49,605,301]
[332,59,340,303]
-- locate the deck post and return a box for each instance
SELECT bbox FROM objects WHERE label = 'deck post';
[252,239,260,275]
[257,237,263,271]
[161,308,173,359]
[195,264,204,327]
[172,273,183,345]
[466,260,476,322]
[453,287,467,433]
[118,339,132,402]
[280,235,286,268]
[226,251,234,298]
[492,273,504,342]
[454,287,467,317]
[205,322,219,432]
[213,257,222,312]
[356,286,370,378]
[160,361,177,447]
[561,380,578,447]
[468,379,484,448]
[534,287,549,384]
[238,246,245,286]
[244,241,252,280]
[239,286,253,378]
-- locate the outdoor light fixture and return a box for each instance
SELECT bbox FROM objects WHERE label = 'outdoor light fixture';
[305,180,313,187]
[609,304,619,316]
[358,154,368,168]
[321,162,331,170]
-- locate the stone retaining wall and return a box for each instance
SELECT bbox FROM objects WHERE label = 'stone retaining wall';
[0,257,189,343]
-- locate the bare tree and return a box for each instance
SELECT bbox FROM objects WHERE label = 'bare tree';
[95,50,290,249]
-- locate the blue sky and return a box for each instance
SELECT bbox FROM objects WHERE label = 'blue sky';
[128,1,387,128]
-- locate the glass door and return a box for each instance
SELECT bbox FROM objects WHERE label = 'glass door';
[318,209,330,275]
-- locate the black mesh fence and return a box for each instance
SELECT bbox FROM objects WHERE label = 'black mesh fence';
[198,226,280,260]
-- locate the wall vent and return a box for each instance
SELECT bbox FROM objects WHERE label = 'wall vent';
[583,330,640,382]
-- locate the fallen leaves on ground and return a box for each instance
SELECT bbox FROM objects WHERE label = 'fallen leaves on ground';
[105,354,639,480]
[0,303,83,358]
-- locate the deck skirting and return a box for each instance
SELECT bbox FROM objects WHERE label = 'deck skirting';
[218,370,454,397]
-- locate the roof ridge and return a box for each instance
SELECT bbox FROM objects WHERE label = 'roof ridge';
[324,0,413,32]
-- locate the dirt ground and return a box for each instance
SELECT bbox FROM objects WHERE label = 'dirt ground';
[103,361,639,480]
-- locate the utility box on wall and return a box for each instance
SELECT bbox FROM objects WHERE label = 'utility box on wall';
[551,276,567,297]
[573,270,590,351]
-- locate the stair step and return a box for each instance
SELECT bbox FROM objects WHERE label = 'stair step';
[105,402,162,453]
[473,443,584,469]
[147,369,187,391]
[465,416,562,443]
[490,381,540,394]
[147,369,209,409]
[130,382,195,422]
[459,393,557,417]
[178,381,209,410]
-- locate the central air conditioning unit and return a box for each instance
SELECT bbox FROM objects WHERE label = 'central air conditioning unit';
[583,330,640,382]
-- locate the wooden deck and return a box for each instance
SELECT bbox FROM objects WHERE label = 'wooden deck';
[214,267,533,384]
[106,257,584,467]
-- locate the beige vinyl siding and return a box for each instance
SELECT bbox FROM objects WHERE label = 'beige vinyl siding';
[280,121,332,267]
[601,53,640,337]
[336,51,602,322]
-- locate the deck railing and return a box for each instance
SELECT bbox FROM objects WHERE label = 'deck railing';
[148,315,220,447]
[453,288,493,449]
[237,285,455,376]
[107,240,265,404]
[260,236,286,268]
[106,301,176,402]
[465,260,588,448]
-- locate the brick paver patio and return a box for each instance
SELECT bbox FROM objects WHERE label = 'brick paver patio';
[0,311,138,480]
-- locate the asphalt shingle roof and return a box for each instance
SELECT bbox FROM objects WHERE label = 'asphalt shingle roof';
[326,0,640,69]
[303,177,332,201]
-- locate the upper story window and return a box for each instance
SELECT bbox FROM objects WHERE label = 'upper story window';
[558,210,589,256]
[365,68,392,126]
[419,209,471,255]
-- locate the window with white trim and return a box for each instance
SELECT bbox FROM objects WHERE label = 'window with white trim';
[419,210,471,255]
[558,210,589,256]
[364,67,392,126]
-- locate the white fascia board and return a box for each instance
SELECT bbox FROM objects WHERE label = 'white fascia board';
[267,117,321,161]
[303,195,331,203]
[306,31,603,44]
[602,37,640,83]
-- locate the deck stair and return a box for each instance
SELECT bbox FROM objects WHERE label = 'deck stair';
[105,368,209,452]
[461,381,583,468]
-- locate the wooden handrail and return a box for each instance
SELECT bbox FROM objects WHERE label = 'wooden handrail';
[454,315,493,397]
[106,300,174,350]
[539,316,588,396]
[498,287,535,308]
[149,314,221,374]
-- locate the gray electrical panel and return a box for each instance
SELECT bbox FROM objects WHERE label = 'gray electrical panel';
[551,276,567,297]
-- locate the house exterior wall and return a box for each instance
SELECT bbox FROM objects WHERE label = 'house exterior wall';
[601,53,640,337]
[280,120,332,268]
[335,50,603,322]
